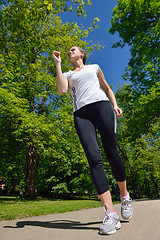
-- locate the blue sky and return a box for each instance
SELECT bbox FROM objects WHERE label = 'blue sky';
[61,0,131,93]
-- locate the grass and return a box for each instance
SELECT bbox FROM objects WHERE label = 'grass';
[0,196,103,221]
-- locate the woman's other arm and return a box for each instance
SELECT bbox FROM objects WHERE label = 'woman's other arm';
[98,67,122,118]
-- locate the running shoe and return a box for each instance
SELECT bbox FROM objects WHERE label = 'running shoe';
[99,210,121,235]
[121,194,133,220]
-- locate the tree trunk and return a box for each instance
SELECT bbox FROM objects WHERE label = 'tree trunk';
[24,141,38,200]
[150,166,160,198]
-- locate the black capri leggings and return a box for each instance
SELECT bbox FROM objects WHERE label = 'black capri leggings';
[74,100,126,195]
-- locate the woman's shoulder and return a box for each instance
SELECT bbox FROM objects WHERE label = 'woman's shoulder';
[63,70,72,78]
[86,63,99,67]
[86,64,99,74]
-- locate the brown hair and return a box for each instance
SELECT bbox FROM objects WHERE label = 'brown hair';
[69,46,87,65]
[77,46,87,65]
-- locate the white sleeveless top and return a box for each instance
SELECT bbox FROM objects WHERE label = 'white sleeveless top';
[63,64,109,112]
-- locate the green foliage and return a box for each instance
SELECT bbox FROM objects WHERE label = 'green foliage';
[37,104,95,196]
[109,0,160,198]
[109,0,160,92]
[115,83,160,198]
[0,0,100,198]
[1,0,159,200]
[51,183,70,195]
[116,82,160,140]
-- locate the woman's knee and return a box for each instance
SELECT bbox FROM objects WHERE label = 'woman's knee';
[86,148,103,168]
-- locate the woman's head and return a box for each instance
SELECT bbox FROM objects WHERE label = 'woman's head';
[68,46,87,65]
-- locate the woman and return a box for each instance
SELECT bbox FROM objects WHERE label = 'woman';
[52,46,133,235]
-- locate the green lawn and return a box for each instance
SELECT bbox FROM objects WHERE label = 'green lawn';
[0,196,103,221]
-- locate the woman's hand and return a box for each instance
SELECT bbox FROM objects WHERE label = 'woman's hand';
[52,51,61,64]
[114,106,123,118]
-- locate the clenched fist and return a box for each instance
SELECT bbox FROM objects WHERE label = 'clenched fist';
[52,51,61,64]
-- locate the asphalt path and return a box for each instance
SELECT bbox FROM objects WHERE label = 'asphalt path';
[0,199,160,240]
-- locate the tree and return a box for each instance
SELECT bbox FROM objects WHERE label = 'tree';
[36,103,94,197]
[109,0,160,198]
[109,0,160,142]
[115,83,160,198]
[0,0,100,199]
[109,0,160,93]
[115,82,160,140]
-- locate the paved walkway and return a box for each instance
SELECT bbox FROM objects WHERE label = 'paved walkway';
[0,199,160,240]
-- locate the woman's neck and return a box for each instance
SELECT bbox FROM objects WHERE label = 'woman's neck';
[72,60,84,71]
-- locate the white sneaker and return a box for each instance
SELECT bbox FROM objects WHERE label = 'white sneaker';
[121,193,133,220]
[99,205,121,235]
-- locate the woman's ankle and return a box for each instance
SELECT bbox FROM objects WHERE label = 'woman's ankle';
[104,203,115,212]
[120,191,129,198]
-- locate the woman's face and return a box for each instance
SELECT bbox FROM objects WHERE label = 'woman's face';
[68,46,83,63]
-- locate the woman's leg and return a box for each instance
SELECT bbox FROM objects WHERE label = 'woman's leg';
[98,190,115,212]
[117,180,128,197]
[74,110,115,211]
[95,101,127,191]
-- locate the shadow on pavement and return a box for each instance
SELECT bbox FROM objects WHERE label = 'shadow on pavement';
[4,219,102,231]
[4,218,130,231]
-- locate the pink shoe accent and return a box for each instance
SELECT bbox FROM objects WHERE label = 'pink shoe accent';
[121,193,129,198]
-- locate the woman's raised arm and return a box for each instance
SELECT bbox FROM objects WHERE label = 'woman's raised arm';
[52,51,68,94]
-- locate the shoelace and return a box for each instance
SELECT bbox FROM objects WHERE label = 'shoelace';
[103,212,113,224]
[102,203,119,225]
[103,203,109,212]
[103,204,113,224]
[121,197,132,210]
